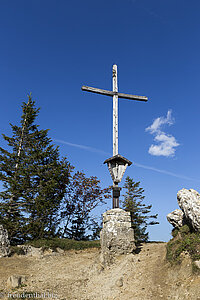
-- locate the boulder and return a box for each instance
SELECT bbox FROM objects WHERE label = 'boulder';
[100,208,135,265]
[167,209,185,228]
[0,225,10,257]
[56,247,64,254]
[177,188,200,231]
[7,275,27,288]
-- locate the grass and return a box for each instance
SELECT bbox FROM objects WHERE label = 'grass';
[166,225,200,273]
[24,237,100,251]
[10,237,100,255]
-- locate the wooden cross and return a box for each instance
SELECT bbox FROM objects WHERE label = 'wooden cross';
[82,64,148,156]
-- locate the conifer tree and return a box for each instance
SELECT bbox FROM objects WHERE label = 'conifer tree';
[0,94,72,244]
[121,176,159,242]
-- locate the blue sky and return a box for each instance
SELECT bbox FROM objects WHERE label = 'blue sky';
[0,0,200,241]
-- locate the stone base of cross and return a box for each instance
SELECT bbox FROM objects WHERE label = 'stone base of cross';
[82,65,148,208]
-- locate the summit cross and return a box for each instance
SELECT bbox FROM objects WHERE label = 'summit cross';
[82,64,148,208]
[82,64,148,157]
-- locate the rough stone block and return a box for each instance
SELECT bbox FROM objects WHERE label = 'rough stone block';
[100,208,135,265]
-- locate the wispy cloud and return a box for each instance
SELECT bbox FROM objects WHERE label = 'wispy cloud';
[53,138,110,156]
[146,110,173,134]
[146,110,179,157]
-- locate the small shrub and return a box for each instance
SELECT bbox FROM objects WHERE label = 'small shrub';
[9,246,25,256]
[179,224,190,236]
[166,239,182,264]
[171,228,179,238]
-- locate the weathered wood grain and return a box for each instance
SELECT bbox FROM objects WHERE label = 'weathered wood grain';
[113,64,118,156]
[81,86,148,102]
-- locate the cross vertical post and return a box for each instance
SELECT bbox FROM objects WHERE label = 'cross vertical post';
[113,64,118,156]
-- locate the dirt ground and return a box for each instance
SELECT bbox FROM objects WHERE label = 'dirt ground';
[0,242,200,300]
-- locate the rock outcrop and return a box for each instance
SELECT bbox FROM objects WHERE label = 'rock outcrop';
[0,225,10,257]
[167,188,200,232]
[100,208,135,265]
[167,209,185,228]
[177,188,200,231]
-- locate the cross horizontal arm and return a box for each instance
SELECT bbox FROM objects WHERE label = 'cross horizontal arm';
[118,91,148,102]
[82,86,114,97]
[82,86,148,102]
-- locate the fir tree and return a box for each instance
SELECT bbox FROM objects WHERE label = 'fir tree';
[0,94,72,244]
[121,176,159,242]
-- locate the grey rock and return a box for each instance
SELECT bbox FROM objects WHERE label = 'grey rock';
[16,245,63,257]
[0,225,10,257]
[100,208,135,265]
[194,260,200,269]
[115,277,123,287]
[56,247,64,254]
[177,188,200,231]
[7,275,27,288]
[17,245,43,258]
[167,209,185,228]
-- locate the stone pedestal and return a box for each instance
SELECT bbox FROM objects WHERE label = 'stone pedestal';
[0,225,10,257]
[100,208,136,265]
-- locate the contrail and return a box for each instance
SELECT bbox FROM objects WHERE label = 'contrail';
[53,138,110,156]
[133,162,200,183]
[53,138,199,183]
